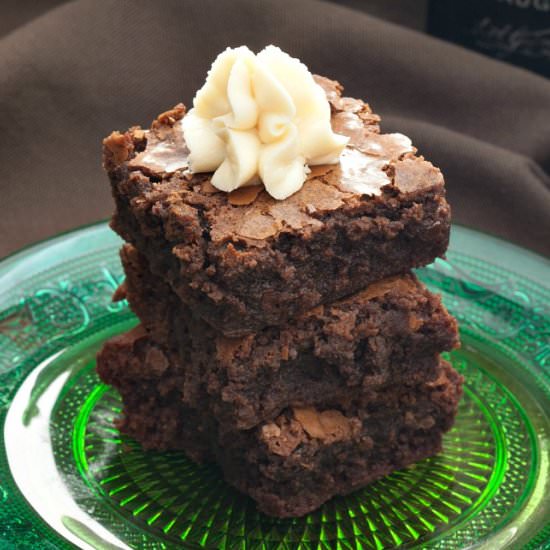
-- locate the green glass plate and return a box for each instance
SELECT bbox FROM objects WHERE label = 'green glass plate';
[0,223,549,550]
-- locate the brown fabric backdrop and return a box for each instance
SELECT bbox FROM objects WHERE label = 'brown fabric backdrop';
[1,0,549,259]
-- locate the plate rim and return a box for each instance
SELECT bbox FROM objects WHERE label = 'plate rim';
[0,220,549,549]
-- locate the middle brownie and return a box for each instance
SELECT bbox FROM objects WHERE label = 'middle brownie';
[119,244,459,430]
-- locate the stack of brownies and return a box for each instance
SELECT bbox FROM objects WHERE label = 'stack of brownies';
[97,75,462,518]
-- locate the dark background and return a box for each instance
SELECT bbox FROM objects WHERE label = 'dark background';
[1,0,549,259]
[428,0,550,78]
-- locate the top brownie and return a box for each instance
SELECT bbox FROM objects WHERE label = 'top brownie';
[104,76,450,336]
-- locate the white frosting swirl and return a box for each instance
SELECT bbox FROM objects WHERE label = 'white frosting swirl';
[182,46,349,200]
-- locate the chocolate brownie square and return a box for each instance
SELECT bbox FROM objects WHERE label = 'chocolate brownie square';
[96,329,463,517]
[103,76,451,336]
[116,244,459,430]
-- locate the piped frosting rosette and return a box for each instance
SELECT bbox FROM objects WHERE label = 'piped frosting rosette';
[182,46,349,200]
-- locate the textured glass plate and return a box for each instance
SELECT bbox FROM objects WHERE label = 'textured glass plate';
[0,223,549,550]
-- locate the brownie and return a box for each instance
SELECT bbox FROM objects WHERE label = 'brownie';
[96,329,463,517]
[103,75,451,336]
[96,326,212,461]
[118,243,459,430]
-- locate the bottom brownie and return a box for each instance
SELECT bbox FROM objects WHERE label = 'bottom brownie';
[97,328,463,517]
